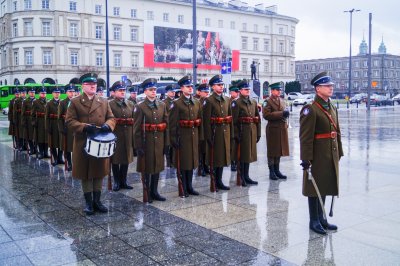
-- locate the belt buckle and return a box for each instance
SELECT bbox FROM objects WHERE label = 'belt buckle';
[330,131,337,138]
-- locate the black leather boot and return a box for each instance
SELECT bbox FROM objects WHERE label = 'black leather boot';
[119,164,133,189]
[37,144,44,159]
[269,165,278,180]
[230,161,237,171]
[318,196,338,230]
[274,164,287,179]
[216,167,230,190]
[51,148,58,166]
[151,174,166,201]
[28,141,35,155]
[93,191,108,213]
[187,171,199,195]
[244,163,258,185]
[112,164,120,191]
[308,197,326,235]
[239,162,247,187]
[44,144,50,158]
[66,152,72,171]
[57,149,65,164]
[145,174,153,203]
[180,170,188,197]
[83,192,94,215]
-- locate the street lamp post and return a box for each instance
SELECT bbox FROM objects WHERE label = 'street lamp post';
[344,8,360,99]
[105,0,110,97]
[192,0,197,85]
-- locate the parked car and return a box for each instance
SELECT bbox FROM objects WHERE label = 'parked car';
[293,94,314,106]
[287,92,303,100]
[350,93,367,104]
[369,94,393,106]
[391,93,400,104]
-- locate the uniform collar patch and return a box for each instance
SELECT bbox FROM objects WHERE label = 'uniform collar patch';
[302,107,310,115]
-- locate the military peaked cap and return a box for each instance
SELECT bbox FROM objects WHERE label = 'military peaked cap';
[141,78,157,90]
[209,74,224,86]
[311,71,334,86]
[178,75,193,87]
[79,73,98,84]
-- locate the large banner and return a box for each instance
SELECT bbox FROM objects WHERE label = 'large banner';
[144,25,239,70]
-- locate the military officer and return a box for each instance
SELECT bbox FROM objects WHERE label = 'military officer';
[194,85,201,100]
[107,86,115,101]
[13,87,27,151]
[8,88,20,148]
[232,80,261,186]
[163,84,176,167]
[58,84,76,171]
[96,86,105,98]
[229,84,240,171]
[300,72,343,235]
[21,87,36,155]
[197,84,210,177]
[32,88,48,159]
[203,74,233,191]
[262,82,290,180]
[127,86,138,105]
[66,73,116,215]
[46,87,64,166]
[169,76,202,197]
[133,78,169,203]
[73,87,81,97]
[109,81,134,191]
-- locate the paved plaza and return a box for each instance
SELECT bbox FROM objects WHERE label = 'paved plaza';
[0,104,400,265]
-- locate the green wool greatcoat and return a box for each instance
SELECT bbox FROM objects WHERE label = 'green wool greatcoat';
[58,98,74,152]
[8,97,16,136]
[31,98,47,144]
[133,98,169,174]
[21,97,35,141]
[66,94,116,180]
[46,98,61,149]
[231,95,261,163]
[169,95,203,170]
[262,96,290,157]
[109,99,135,165]
[300,96,344,197]
[13,97,25,139]
[203,93,233,167]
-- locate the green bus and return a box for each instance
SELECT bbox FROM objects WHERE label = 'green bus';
[0,83,81,109]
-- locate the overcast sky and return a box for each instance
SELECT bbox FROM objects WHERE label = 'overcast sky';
[245,0,399,60]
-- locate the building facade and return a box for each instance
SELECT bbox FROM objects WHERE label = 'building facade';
[0,0,298,87]
[295,39,400,97]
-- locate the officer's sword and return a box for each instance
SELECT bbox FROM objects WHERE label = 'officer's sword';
[305,168,326,220]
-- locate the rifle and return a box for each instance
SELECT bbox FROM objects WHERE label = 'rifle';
[236,122,242,186]
[140,115,149,203]
[209,121,216,192]
[176,133,185,197]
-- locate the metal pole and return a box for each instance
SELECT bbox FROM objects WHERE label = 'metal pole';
[344,9,360,100]
[105,0,110,97]
[367,13,372,111]
[192,0,197,86]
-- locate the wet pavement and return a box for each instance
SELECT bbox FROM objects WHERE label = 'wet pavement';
[1,104,400,265]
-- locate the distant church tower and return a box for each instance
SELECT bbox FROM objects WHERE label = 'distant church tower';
[378,37,387,54]
[358,34,368,55]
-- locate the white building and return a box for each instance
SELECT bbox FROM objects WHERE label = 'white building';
[0,0,298,87]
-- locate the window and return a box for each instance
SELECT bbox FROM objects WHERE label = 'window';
[96,52,103,66]
[25,50,33,65]
[24,0,32,10]
[12,22,18,37]
[290,63,294,73]
[253,24,258,33]
[130,27,138,41]
[304,73,308,79]
[113,26,121,41]
[336,72,341,78]
[113,7,120,16]
[42,0,49,9]
[218,20,223,28]
[42,21,51,36]
[178,15,184,24]
[279,41,284,53]
[290,42,294,54]
[363,60,368,67]
[241,37,248,50]
[354,61,359,68]
[264,39,270,52]
[95,25,103,39]
[230,21,235,30]
[241,59,248,73]
[131,9,137,18]
[114,53,121,67]
[147,11,154,20]
[205,18,210,27]
[354,71,359,78]
[69,1,76,11]
[70,51,78,65]
[43,51,52,65]
[279,27,283,34]
[14,51,19,66]
[364,70,368,77]
[95,5,101,14]
[69,22,78,37]
[264,26,269,34]
[13,1,17,11]
[242,23,247,31]
[24,21,33,36]
[163,13,169,22]
[264,60,269,72]
[131,53,139,67]
[253,38,259,51]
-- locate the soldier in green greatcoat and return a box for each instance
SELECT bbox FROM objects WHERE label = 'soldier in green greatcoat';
[46,87,64,166]
[32,88,48,159]
[300,72,343,235]
[21,87,36,155]
[229,84,240,172]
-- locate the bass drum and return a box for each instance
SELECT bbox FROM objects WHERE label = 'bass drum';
[84,132,117,158]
